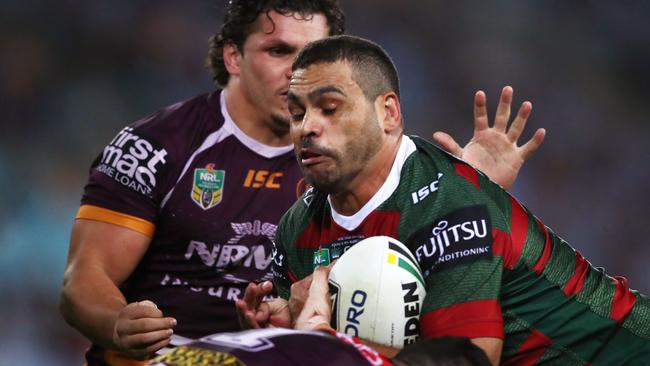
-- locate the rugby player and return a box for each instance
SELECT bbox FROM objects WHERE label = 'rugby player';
[60,1,543,364]
[241,35,650,365]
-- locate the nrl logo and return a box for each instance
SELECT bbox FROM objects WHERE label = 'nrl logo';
[191,164,225,210]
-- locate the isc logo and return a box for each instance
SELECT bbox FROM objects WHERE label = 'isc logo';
[411,173,443,204]
[243,169,283,189]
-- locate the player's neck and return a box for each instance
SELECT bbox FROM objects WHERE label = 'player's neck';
[329,135,403,216]
[223,85,292,147]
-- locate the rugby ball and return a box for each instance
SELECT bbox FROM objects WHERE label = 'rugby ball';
[328,236,426,349]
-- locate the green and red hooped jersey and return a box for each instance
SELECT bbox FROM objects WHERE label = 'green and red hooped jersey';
[272,135,650,365]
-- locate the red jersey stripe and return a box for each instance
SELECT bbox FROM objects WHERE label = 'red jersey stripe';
[610,275,636,323]
[295,211,401,249]
[531,219,552,275]
[420,299,504,339]
[562,250,589,296]
[454,162,480,189]
[502,329,552,366]
[509,197,529,268]
[492,228,516,269]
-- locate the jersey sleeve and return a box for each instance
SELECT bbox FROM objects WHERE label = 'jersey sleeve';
[412,154,541,340]
[415,203,505,340]
[76,111,178,236]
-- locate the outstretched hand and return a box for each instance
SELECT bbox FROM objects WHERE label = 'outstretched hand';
[433,86,545,190]
[235,281,290,329]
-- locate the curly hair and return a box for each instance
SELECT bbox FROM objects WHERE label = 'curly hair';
[207,0,345,87]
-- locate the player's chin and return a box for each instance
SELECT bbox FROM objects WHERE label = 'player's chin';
[302,171,339,193]
[270,113,290,131]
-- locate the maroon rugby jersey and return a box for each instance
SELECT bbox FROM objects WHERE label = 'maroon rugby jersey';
[152,328,393,366]
[77,91,305,360]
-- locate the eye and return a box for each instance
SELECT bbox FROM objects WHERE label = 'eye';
[321,102,338,116]
[322,106,337,116]
[268,46,290,57]
[289,105,305,122]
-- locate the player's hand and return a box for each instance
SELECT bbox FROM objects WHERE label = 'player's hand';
[288,273,313,324]
[294,265,334,332]
[432,86,546,190]
[236,281,291,329]
[112,300,176,360]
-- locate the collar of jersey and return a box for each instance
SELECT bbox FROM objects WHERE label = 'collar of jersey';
[328,135,417,231]
[220,92,294,158]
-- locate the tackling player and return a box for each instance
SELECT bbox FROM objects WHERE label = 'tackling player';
[240,35,650,365]
[153,266,490,366]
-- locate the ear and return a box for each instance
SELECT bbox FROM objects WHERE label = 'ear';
[223,42,242,76]
[375,92,402,133]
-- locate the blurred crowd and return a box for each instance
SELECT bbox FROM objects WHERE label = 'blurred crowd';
[0,1,648,364]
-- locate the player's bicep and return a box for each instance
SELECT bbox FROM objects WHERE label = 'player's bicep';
[65,218,152,286]
[471,337,502,366]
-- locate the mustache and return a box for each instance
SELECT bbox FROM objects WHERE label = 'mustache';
[299,139,337,158]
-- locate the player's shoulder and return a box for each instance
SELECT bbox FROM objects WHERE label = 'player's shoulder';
[278,187,327,239]
[409,135,504,196]
[409,135,466,174]
[128,91,223,140]
[84,91,224,202]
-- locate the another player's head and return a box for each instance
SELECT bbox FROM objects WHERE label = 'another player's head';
[208,0,345,133]
[287,35,402,192]
[392,337,491,366]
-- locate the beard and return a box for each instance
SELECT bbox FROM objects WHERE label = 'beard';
[269,113,291,136]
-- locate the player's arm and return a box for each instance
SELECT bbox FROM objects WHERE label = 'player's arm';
[471,337,502,366]
[433,86,545,189]
[60,218,176,359]
[294,265,401,358]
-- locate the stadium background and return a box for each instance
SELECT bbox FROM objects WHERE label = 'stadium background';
[0,1,648,363]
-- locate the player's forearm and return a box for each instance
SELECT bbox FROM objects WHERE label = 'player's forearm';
[470,337,502,366]
[60,267,127,350]
[358,338,400,358]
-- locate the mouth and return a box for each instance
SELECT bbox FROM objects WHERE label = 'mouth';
[300,148,328,166]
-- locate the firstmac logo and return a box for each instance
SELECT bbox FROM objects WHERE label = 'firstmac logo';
[97,127,168,195]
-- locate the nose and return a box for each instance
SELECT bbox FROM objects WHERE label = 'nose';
[285,64,292,80]
[299,110,323,140]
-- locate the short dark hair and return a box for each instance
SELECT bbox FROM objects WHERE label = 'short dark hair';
[207,0,345,87]
[392,337,492,366]
[291,35,400,101]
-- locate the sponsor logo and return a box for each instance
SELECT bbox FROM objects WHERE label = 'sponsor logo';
[311,236,364,270]
[160,273,271,301]
[243,169,283,189]
[411,206,492,275]
[152,346,242,365]
[96,127,168,196]
[401,282,420,346]
[343,289,367,337]
[182,220,277,286]
[329,236,363,260]
[411,173,443,204]
[191,164,225,210]
[313,248,331,268]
